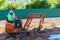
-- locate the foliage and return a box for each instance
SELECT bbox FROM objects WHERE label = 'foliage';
[55,0,60,8]
[1,0,60,10]
[7,2,25,9]
[47,0,60,8]
[26,0,51,9]
[0,0,25,10]
[0,0,6,10]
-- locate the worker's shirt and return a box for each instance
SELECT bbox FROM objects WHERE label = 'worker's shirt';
[7,10,15,21]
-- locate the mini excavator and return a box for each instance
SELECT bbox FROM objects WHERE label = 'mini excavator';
[5,14,45,39]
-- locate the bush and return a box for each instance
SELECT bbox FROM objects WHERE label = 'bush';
[26,0,51,9]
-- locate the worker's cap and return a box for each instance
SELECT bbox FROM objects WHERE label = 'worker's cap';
[40,14,45,17]
[12,7,16,11]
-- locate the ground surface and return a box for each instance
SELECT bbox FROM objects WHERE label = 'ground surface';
[0,27,60,40]
[0,18,60,40]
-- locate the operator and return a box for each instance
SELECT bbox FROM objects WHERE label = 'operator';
[7,7,16,23]
[6,7,22,28]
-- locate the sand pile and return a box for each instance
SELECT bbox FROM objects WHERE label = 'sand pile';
[0,24,6,34]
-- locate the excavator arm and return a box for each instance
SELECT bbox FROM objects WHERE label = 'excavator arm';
[23,14,37,30]
[23,14,45,30]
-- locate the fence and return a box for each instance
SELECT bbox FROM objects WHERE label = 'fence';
[0,9,60,20]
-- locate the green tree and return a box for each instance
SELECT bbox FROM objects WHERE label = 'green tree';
[55,3,60,8]
[0,0,6,10]
[26,0,50,9]
[55,0,60,8]
[7,0,25,9]
[47,0,60,8]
